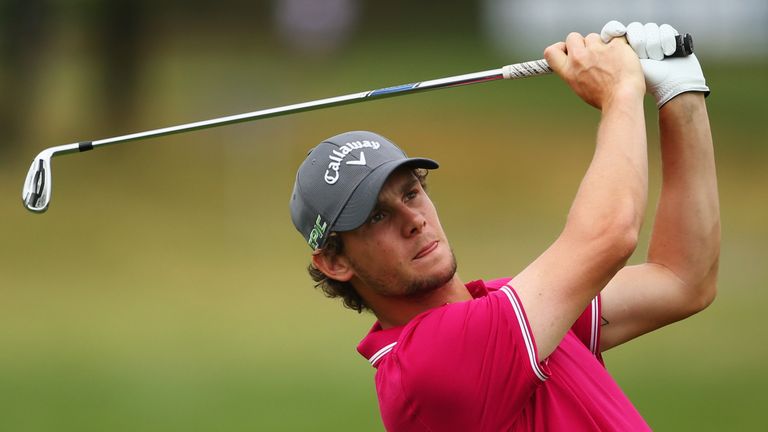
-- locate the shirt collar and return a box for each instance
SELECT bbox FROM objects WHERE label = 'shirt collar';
[356,279,491,367]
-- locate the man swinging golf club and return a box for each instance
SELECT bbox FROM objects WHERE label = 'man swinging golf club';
[290,20,719,431]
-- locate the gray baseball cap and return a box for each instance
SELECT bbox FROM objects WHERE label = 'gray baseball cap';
[290,131,439,249]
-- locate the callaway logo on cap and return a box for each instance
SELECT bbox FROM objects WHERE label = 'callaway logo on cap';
[290,131,439,249]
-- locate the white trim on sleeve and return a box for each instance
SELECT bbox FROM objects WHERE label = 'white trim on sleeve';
[589,296,600,355]
[500,285,549,382]
[369,342,397,366]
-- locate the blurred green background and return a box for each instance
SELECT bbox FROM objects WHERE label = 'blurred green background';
[1,1,767,431]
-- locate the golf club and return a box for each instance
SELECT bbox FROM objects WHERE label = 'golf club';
[21,34,694,213]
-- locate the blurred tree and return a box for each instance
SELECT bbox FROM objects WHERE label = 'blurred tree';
[0,0,481,156]
[86,0,147,131]
[0,0,147,153]
[363,0,479,35]
[0,0,52,157]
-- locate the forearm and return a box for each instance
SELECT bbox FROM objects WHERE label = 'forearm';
[566,90,648,248]
[649,93,720,289]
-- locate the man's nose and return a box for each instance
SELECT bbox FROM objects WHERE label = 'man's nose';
[401,206,427,237]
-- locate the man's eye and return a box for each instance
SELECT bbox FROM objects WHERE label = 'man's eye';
[370,211,386,224]
[405,189,418,201]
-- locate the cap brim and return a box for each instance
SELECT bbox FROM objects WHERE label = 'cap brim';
[332,157,438,232]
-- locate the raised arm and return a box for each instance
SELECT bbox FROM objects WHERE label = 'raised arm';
[598,22,720,350]
[600,94,719,351]
[511,33,648,360]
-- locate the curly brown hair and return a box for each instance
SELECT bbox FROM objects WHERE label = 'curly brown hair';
[307,168,430,313]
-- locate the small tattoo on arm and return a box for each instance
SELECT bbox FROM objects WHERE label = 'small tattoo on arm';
[601,316,610,326]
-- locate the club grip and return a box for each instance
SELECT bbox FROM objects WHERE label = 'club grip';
[669,33,694,57]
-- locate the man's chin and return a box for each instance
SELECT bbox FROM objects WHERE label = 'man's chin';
[403,252,458,297]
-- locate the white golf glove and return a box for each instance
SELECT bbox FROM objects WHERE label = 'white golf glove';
[601,20,710,108]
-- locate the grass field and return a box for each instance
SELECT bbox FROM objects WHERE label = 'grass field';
[1,33,766,431]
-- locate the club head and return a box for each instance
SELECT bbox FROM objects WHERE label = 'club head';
[21,143,87,214]
[22,150,53,213]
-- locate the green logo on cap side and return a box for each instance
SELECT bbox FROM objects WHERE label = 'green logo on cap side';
[308,215,327,249]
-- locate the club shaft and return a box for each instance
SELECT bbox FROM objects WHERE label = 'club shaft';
[89,60,552,148]
[77,33,694,150]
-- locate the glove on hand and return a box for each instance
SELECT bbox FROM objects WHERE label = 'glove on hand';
[600,20,710,108]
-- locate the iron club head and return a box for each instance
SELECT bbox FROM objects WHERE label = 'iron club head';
[22,152,52,213]
[22,143,82,213]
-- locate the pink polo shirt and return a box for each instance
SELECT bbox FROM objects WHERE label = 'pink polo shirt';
[357,278,650,431]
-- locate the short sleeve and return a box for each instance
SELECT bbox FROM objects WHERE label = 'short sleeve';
[387,286,550,431]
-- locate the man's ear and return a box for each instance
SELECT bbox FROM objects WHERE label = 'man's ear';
[312,249,354,282]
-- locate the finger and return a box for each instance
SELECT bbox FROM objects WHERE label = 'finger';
[645,23,663,60]
[585,32,603,47]
[600,20,627,43]
[625,22,648,59]
[565,32,586,56]
[659,24,679,56]
[543,41,568,73]
[608,35,630,48]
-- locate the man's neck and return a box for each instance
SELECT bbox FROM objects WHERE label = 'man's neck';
[371,275,471,329]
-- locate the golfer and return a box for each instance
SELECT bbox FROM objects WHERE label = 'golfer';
[290,21,719,431]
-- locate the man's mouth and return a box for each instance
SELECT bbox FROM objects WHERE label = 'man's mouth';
[414,241,439,260]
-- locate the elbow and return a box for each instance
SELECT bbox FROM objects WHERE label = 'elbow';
[699,283,717,311]
[688,238,720,314]
[593,207,642,265]
[699,222,721,311]
[615,221,641,260]
[563,194,644,271]
[679,280,717,319]
[597,224,639,268]
[567,213,641,270]
[606,198,644,263]
[692,258,719,313]
[673,257,719,319]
